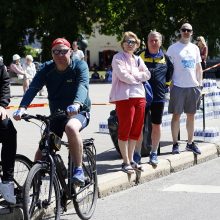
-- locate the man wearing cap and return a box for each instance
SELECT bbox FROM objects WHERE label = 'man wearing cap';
[13,38,91,186]
[167,23,203,155]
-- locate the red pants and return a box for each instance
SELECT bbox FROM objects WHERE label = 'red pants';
[116,98,146,141]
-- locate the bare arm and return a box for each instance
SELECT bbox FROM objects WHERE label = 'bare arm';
[196,62,203,86]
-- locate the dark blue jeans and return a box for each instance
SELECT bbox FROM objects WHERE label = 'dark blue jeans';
[0,118,17,181]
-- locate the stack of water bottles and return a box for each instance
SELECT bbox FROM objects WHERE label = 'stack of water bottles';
[99,121,109,134]
[193,79,220,142]
[194,127,220,143]
[202,79,220,119]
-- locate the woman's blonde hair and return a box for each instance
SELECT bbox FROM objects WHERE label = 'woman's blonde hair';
[120,31,141,48]
[197,36,207,47]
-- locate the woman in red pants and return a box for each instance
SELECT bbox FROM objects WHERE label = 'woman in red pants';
[109,31,151,174]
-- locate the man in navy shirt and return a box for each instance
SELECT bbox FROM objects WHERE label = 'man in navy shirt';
[13,38,91,186]
[135,31,173,165]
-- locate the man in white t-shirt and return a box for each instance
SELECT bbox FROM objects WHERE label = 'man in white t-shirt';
[71,41,85,61]
[167,23,203,155]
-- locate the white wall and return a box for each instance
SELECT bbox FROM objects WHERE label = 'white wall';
[87,26,121,67]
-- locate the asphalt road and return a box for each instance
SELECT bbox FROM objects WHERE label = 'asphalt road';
[53,157,220,220]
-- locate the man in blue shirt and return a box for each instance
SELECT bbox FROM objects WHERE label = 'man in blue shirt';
[13,38,91,186]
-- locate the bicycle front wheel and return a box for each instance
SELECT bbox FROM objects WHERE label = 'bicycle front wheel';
[23,163,61,220]
[73,148,98,220]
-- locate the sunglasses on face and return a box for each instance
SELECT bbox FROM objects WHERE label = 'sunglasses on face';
[181,28,192,33]
[52,49,69,55]
[125,39,137,46]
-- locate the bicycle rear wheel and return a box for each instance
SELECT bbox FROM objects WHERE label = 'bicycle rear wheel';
[14,154,32,188]
[23,163,61,220]
[73,148,98,220]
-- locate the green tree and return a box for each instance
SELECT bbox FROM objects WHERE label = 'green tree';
[0,0,219,65]
[0,0,98,64]
[92,0,220,57]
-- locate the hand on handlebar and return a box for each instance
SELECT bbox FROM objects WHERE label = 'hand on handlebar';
[13,108,26,120]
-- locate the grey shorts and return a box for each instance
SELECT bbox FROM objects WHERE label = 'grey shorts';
[168,86,201,114]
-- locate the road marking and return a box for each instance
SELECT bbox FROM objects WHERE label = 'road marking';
[163,184,220,194]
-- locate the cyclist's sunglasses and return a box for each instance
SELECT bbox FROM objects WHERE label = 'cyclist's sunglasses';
[52,49,69,55]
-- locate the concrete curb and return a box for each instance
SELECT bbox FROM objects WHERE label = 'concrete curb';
[98,142,220,198]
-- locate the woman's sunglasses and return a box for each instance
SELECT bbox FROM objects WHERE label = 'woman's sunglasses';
[124,40,137,46]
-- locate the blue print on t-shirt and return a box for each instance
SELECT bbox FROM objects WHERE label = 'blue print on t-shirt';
[181,59,195,68]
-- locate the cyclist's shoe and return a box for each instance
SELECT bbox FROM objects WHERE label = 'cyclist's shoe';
[0,181,16,204]
[130,161,143,172]
[72,167,85,186]
[149,152,158,166]
[121,163,134,174]
[186,142,201,155]
[172,143,180,154]
[133,151,141,164]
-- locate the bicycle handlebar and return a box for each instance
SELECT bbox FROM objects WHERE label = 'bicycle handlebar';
[21,114,49,122]
[21,110,67,123]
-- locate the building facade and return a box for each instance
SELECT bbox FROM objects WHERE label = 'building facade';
[86,25,121,70]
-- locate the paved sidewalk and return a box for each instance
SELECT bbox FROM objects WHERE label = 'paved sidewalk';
[1,84,220,219]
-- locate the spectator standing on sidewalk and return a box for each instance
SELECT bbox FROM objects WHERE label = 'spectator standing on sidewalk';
[10,54,26,93]
[71,41,85,61]
[167,23,203,155]
[197,36,208,71]
[135,30,173,166]
[109,31,151,174]
[0,57,17,204]
[22,55,36,93]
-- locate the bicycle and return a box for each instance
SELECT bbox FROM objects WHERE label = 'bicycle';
[0,154,32,214]
[21,112,98,220]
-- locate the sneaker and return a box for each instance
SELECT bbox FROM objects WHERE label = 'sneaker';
[186,142,201,155]
[72,167,85,186]
[149,152,158,165]
[133,151,141,164]
[130,161,143,172]
[121,163,134,174]
[172,143,180,154]
[0,181,16,204]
